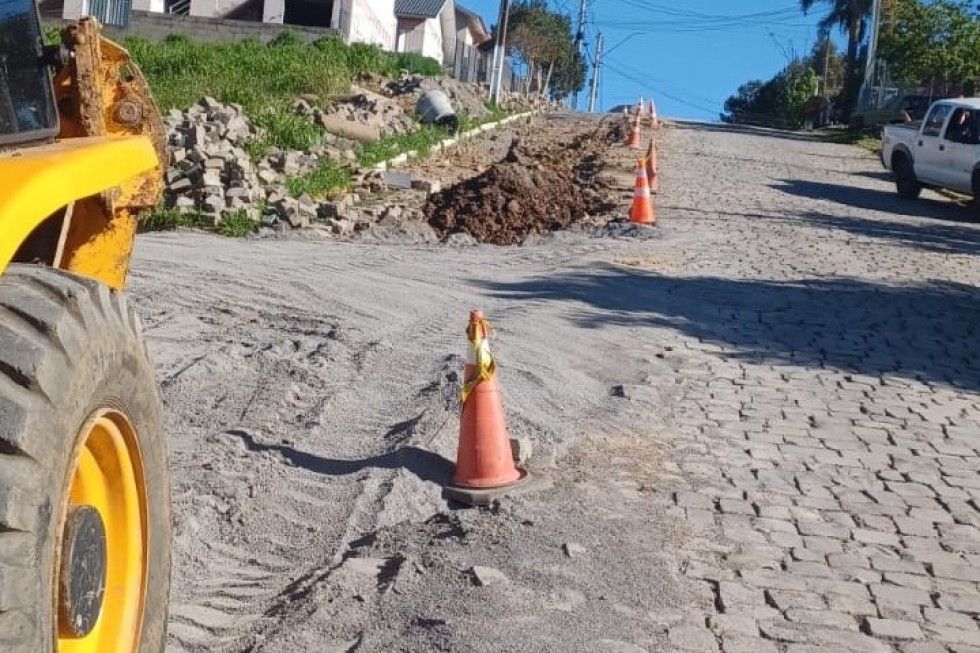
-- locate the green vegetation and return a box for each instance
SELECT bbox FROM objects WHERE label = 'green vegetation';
[507,0,585,98]
[727,0,978,123]
[722,47,831,129]
[216,209,261,237]
[357,124,452,168]
[139,207,211,232]
[879,0,980,91]
[285,162,351,199]
[126,32,440,151]
[139,206,259,237]
[128,32,440,111]
[818,129,882,154]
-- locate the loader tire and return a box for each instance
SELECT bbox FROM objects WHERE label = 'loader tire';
[0,264,170,653]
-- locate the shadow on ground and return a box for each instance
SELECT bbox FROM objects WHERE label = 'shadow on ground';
[480,266,980,390]
[225,429,454,485]
[773,179,977,222]
[799,211,980,256]
[670,120,821,144]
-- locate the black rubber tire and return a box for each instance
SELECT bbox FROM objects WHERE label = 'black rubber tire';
[972,171,980,214]
[0,264,170,653]
[894,155,922,199]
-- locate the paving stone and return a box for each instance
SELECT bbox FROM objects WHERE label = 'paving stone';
[785,608,859,630]
[870,583,933,606]
[884,572,935,590]
[924,624,980,646]
[677,491,715,510]
[668,623,720,652]
[937,592,980,613]
[717,581,766,612]
[922,608,977,629]
[708,614,759,637]
[863,617,925,640]
[898,642,954,653]
[739,569,807,591]
[825,593,879,617]
[759,620,892,651]
[765,589,826,611]
[932,561,980,583]
[720,634,778,653]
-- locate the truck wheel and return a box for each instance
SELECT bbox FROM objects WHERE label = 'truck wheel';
[972,171,980,213]
[894,156,922,199]
[0,264,170,653]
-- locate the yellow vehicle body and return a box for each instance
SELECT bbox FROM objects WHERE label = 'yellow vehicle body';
[0,135,158,289]
[0,17,165,290]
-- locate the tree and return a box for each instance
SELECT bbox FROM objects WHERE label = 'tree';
[799,0,874,116]
[722,62,819,128]
[878,0,980,91]
[505,0,582,98]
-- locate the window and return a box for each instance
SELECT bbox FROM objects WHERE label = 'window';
[922,103,953,137]
[0,0,58,141]
[944,108,978,145]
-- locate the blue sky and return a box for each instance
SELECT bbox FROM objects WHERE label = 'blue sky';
[463,0,839,120]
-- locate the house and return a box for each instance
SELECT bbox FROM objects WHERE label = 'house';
[393,0,455,65]
[454,2,489,49]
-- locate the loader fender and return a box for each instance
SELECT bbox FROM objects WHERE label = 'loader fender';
[0,135,157,282]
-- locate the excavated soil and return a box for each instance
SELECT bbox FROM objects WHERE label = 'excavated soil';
[425,120,624,245]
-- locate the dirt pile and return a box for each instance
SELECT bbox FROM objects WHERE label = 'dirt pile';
[424,123,618,245]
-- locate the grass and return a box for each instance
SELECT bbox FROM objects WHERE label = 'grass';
[818,129,882,155]
[139,206,259,236]
[285,162,351,199]
[126,31,440,152]
[128,32,440,112]
[357,124,453,168]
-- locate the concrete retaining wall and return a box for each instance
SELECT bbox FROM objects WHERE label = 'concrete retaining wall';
[45,10,338,43]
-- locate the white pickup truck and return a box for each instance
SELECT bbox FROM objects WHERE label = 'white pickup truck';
[881,97,980,204]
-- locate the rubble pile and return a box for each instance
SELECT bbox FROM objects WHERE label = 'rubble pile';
[160,78,548,236]
[425,126,615,245]
[163,98,264,220]
[310,86,416,137]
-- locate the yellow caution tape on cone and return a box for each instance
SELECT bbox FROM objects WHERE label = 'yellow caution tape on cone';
[460,316,496,403]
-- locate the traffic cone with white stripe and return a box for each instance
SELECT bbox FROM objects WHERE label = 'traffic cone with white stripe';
[626,115,641,149]
[649,99,659,128]
[645,139,659,194]
[630,159,655,225]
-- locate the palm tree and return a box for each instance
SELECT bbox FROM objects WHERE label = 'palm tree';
[800,0,873,115]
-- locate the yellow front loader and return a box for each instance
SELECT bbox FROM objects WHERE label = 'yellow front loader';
[0,10,170,653]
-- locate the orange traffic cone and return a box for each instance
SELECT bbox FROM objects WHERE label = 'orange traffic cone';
[649,99,659,128]
[630,159,655,225]
[626,116,641,148]
[645,139,659,194]
[452,310,523,490]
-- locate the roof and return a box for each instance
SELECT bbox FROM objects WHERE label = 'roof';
[935,97,980,109]
[394,0,447,18]
[455,3,490,42]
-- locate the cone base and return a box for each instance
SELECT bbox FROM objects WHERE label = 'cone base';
[444,469,551,506]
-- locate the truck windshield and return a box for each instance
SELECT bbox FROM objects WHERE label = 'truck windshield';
[0,0,57,139]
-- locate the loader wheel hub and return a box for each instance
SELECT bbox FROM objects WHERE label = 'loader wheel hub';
[57,410,147,653]
[58,506,106,637]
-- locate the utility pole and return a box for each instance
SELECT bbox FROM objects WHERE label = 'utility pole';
[487,0,511,104]
[822,38,830,96]
[570,0,587,109]
[859,0,883,110]
[490,0,512,104]
[588,31,603,113]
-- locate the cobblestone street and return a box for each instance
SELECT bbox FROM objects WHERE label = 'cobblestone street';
[643,122,980,652]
